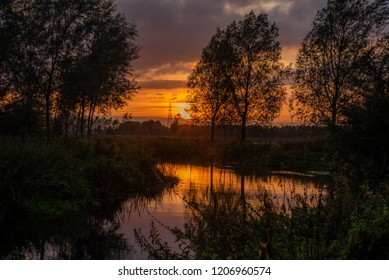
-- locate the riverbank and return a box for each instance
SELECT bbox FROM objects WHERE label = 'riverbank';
[3,136,387,260]
[0,136,327,219]
[133,136,328,172]
[0,137,178,221]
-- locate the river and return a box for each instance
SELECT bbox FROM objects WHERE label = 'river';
[115,163,327,259]
[1,163,328,259]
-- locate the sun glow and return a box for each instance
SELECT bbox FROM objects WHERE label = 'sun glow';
[113,87,189,123]
[113,45,298,125]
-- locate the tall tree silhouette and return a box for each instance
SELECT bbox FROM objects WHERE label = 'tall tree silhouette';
[0,0,139,139]
[59,1,139,136]
[335,34,389,188]
[226,11,286,141]
[292,0,388,127]
[187,11,286,141]
[187,28,235,141]
[5,0,101,141]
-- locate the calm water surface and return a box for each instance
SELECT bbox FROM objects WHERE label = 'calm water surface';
[119,163,327,259]
[1,163,327,259]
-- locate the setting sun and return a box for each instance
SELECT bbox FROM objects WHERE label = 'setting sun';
[114,87,189,123]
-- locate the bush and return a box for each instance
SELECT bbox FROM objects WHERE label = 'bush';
[0,139,90,217]
[0,137,178,220]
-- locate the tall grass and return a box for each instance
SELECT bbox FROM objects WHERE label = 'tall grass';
[131,137,328,172]
[0,137,178,221]
[134,174,389,259]
[135,183,329,259]
[0,139,90,217]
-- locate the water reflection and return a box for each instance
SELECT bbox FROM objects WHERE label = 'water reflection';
[0,184,173,259]
[176,163,326,207]
[0,163,328,259]
[0,202,134,259]
[131,163,328,259]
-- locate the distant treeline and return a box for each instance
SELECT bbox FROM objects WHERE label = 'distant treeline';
[111,119,327,140]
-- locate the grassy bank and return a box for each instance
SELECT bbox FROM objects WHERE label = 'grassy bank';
[0,136,326,221]
[139,137,328,172]
[1,135,388,259]
[0,137,178,221]
[135,173,389,260]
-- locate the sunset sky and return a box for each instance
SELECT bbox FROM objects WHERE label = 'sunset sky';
[114,0,328,125]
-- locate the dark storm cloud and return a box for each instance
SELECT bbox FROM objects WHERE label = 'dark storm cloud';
[116,0,231,71]
[115,0,328,81]
[263,0,328,46]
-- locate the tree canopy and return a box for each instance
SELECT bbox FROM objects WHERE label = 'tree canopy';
[187,27,236,141]
[187,11,286,141]
[292,0,388,126]
[0,0,139,139]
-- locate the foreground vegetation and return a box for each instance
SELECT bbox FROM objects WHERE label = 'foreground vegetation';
[0,137,178,221]
[135,122,388,260]
[0,132,388,259]
[136,136,327,173]
[0,136,181,259]
[136,174,389,259]
[0,135,326,220]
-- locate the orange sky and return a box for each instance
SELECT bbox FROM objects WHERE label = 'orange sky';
[113,0,328,125]
[114,87,189,122]
[114,47,297,126]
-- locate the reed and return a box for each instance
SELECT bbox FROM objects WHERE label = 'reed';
[0,137,178,220]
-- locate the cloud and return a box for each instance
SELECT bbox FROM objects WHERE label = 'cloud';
[266,0,327,46]
[116,0,328,88]
[116,0,230,71]
[140,61,194,81]
[140,80,187,89]
[224,0,294,15]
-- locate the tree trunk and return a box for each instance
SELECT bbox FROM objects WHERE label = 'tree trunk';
[45,93,50,144]
[88,103,96,136]
[75,109,80,137]
[80,93,85,136]
[240,115,247,142]
[331,105,337,127]
[211,119,215,142]
[64,112,69,138]
[87,100,93,136]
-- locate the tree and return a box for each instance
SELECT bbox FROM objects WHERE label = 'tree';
[334,34,389,188]
[0,1,11,98]
[0,0,139,139]
[226,11,286,141]
[187,28,235,141]
[292,0,388,127]
[1,0,99,140]
[352,33,389,103]
[170,113,181,135]
[187,11,286,142]
[59,1,139,136]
